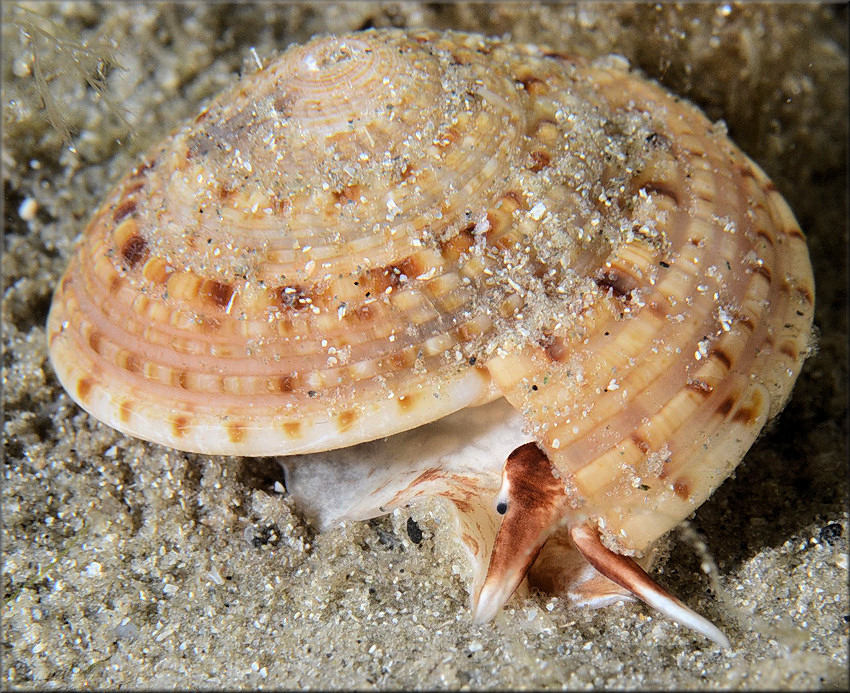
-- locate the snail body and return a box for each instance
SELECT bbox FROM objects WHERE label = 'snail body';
[47,29,814,646]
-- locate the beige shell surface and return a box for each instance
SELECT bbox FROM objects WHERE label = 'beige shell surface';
[47,29,814,558]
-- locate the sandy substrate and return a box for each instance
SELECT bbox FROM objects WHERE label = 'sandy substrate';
[3,3,848,689]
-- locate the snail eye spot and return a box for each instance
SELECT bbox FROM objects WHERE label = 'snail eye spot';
[496,501,508,515]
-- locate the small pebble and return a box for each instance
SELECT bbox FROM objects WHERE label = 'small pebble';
[819,523,843,546]
[18,197,37,222]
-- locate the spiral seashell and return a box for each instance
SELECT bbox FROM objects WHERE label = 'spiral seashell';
[47,29,814,645]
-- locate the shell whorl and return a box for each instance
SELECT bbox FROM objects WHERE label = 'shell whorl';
[47,29,814,553]
[486,65,815,552]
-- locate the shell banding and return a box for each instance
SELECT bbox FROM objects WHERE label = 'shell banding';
[48,29,814,636]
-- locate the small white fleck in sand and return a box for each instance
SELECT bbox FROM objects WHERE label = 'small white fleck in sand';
[18,197,37,221]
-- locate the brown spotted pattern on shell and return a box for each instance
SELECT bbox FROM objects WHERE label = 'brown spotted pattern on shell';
[47,29,814,643]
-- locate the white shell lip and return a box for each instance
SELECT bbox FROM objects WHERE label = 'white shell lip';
[282,397,532,529]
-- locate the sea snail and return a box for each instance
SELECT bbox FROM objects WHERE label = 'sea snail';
[47,29,815,647]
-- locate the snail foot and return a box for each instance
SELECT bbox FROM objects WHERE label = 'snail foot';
[569,523,730,648]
